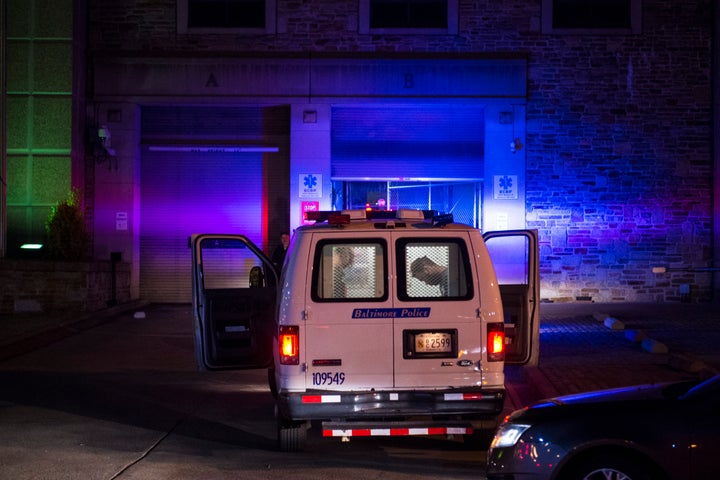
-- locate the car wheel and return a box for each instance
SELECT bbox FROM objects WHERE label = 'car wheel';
[564,453,656,480]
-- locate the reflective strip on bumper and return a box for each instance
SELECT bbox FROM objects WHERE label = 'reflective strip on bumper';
[302,394,342,403]
[444,392,483,401]
[322,426,472,437]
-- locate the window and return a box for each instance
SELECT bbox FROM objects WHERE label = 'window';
[177,0,276,34]
[398,239,473,301]
[312,241,387,302]
[542,0,641,34]
[359,0,458,35]
[199,237,267,289]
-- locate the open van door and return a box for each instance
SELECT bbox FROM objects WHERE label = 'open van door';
[191,234,279,370]
[483,230,540,366]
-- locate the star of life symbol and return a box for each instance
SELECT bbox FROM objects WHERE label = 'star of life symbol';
[494,175,518,200]
[304,175,317,189]
[499,176,513,193]
[299,174,322,198]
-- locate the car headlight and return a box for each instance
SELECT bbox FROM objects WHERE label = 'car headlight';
[490,423,531,448]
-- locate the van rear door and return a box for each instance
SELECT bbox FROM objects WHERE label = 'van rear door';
[391,231,483,388]
[302,234,395,390]
[483,230,540,366]
[191,234,278,370]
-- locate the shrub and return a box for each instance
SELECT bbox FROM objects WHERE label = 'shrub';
[45,188,90,260]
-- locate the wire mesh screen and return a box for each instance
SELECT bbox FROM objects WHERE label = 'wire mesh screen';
[388,181,479,227]
[333,181,480,228]
[403,241,470,299]
[406,245,449,297]
[315,243,385,300]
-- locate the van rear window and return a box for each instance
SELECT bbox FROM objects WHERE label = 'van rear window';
[312,240,388,302]
[397,238,473,301]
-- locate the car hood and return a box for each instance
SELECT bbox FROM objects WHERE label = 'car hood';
[528,380,687,410]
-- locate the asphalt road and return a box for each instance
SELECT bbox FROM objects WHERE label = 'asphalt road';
[0,304,487,480]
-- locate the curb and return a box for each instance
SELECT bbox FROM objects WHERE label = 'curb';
[641,338,669,354]
[594,309,669,354]
[624,329,647,343]
[593,311,714,376]
[518,309,717,406]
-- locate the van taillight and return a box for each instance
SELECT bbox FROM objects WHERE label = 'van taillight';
[487,323,505,362]
[279,325,299,365]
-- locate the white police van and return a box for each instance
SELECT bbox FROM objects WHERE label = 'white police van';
[191,209,538,451]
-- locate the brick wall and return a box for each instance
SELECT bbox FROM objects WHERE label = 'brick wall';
[86,0,714,302]
[0,259,131,315]
[523,2,713,302]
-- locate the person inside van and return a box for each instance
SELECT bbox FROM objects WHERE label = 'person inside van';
[410,256,449,296]
[332,246,354,298]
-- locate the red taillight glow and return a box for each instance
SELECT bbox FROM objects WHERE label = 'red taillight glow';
[279,325,299,365]
[487,322,505,362]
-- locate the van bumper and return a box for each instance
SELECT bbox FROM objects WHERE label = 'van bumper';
[277,387,505,422]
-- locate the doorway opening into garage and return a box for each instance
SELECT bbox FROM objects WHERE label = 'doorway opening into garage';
[331,104,484,227]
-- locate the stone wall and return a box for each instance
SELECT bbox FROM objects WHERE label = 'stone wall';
[84,0,714,303]
[0,259,131,315]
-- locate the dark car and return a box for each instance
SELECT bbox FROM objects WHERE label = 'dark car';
[487,374,720,480]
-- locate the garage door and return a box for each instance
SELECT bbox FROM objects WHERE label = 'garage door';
[331,104,483,226]
[331,104,484,181]
[140,106,289,302]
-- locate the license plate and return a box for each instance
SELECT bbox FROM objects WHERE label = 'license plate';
[403,329,458,358]
[415,332,453,353]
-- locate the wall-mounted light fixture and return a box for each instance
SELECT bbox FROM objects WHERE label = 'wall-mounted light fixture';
[89,124,118,170]
[97,125,116,156]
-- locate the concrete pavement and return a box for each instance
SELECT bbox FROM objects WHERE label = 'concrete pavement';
[505,301,720,411]
[2,300,719,412]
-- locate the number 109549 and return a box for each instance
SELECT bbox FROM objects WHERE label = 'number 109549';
[312,371,346,386]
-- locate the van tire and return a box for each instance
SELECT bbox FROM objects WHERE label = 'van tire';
[464,428,494,449]
[276,413,308,452]
[465,417,501,449]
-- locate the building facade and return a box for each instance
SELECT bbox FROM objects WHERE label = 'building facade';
[2,0,717,304]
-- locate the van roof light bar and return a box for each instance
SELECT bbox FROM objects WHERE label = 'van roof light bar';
[396,209,425,221]
[305,210,354,224]
[306,208,446,224]
[432,213,454,226]
[341,209,370,221]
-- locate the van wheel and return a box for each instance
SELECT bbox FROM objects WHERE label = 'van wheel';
[276,414,308,452]
[464,428,494,449]
[465,417,500,449]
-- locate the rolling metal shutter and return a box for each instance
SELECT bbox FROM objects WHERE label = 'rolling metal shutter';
[140,106,289,302]
[331,104,484,181]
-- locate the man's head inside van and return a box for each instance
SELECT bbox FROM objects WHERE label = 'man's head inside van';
[410,256,446,286]
[333,246,354,269]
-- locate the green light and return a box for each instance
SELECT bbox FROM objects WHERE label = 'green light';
[20,244,44,250]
